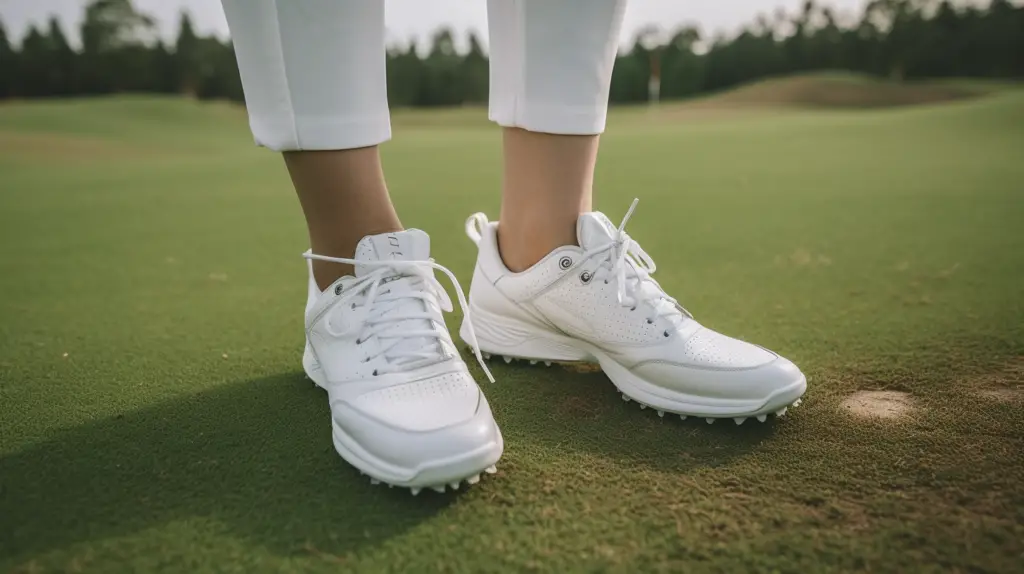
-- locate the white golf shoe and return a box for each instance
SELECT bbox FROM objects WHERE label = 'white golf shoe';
[459,199,806,424]
[302,229,502,493]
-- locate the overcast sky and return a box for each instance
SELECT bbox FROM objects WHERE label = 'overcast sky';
[1,0,879,49]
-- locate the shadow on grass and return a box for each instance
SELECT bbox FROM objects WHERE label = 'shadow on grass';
[1,366,775,564]
[0,373,451,564]
[480,360,776,473]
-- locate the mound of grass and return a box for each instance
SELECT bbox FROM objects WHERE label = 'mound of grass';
[1,93,1022,572]
[696,72,985,109]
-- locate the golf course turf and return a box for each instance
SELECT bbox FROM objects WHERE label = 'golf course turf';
[1,77,1022,572]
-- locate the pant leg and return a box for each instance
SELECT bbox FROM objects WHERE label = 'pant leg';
[487,0,627,136]
[220,0,389,151]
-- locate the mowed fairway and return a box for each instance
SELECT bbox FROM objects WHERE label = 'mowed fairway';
[2,82,1023,572]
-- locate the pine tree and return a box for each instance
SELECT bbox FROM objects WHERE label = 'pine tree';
[460,32,488,103]
[48,17,75,95]
[175,11,199,96]
[0,18,16,98]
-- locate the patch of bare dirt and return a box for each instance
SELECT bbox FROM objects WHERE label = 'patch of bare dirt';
[559,362,603,374]
[976,388,1023,403]
[966,357,1024,403]
[775,248,832,268]
[840,391,914,420]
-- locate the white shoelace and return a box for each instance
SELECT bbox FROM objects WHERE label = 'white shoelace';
[304,253,495,383]
[583,198,693,328]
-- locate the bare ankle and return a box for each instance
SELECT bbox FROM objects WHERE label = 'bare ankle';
[497,128,595,272]
[283,148,402,291]
[312,260,354,290]
[496,220,578,273]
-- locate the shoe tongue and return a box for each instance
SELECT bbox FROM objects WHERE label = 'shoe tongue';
[354,229,430,277]
[576,212,618,249]
[352,228,447,368]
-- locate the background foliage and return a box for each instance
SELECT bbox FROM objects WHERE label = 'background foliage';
[0,0,1022,105]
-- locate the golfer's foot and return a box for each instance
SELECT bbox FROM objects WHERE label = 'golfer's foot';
[302,229,502,493]
[459,199,806,424]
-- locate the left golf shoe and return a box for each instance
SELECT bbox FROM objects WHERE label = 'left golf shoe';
[459,199,806,423]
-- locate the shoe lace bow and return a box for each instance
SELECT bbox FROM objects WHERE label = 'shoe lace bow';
[303,253,495,382]
[584,198,693,328]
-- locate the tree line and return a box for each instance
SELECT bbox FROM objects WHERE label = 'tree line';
[0,0,1021,106]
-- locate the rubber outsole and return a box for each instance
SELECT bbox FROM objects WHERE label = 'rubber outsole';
[475,350,806,425]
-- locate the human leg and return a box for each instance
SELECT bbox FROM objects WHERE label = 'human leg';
[222,0,503,491]
[463,0,807,423]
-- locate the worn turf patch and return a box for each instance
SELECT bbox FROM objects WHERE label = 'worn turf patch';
[840,391,915,420]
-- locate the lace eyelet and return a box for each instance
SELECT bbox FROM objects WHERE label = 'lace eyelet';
[355,338,363,345]
[646,319,653,324]
[372,369,378,376]
[351,303,356,309]
[630,306,636,312]
[663,331,670,338]
[603,280,609,284]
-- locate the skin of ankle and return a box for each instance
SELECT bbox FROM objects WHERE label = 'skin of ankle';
[284,148,403,290]
[498,127,598,272]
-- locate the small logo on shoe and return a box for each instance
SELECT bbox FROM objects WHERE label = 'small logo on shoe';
[580,270,593,284]
[386,234,403,259]
[559,256,573,270]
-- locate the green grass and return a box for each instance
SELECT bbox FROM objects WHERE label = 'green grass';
[1,87,1023,573]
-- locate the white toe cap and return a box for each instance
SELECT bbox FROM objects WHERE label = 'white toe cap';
[332,372,502,470]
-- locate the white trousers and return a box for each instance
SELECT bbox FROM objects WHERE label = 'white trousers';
[220,0,627,151]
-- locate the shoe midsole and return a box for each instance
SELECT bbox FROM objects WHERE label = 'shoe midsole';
[461,306,807,417]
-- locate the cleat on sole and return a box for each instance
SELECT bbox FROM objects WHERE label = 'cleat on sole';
[734,417,745,426]
[467,474,480,485]
[484,465,498,475]
[756,414,767,423]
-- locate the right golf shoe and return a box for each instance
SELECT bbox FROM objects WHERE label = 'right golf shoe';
[302,229,503,494]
